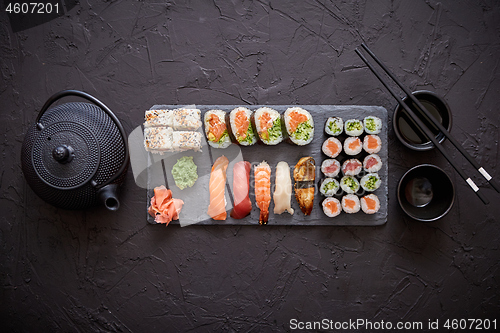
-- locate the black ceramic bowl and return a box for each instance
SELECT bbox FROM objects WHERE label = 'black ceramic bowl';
[393,90,452,151]
[397,164,455,222]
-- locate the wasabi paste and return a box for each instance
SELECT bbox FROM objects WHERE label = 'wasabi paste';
[172,156,198,190]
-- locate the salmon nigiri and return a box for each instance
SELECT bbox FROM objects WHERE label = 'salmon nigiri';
[230,161,252,219]
[254,161,271,224]
[207,155,229,220]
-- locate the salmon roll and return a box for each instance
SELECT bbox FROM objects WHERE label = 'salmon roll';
[322,137,342,158]
[345,119,364,136]
[342,194,360,214]
[342,159,362,176]
[325,117,343,136]
[322,197,342,217]
[340,175,359,194]
[361,194,380,214]
[228,107,257,146]
[363,154,382,173]
[363,134,381,154]
[364,116,382,135]
[320,178,340,196]
[253,107,283,145]
[360,173,381,192]
[204,109,231,149]
[283,107,314,145]
[344,137,362,155]
[321,159,341,177]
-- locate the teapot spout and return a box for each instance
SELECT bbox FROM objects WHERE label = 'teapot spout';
[97,184,120,211]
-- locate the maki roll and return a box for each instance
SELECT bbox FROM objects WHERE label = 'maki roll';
[363,134,381,154]
[361,194,380,214]
[360,173,381,192]
[345,119,364,136]
[342,159,362,176]
[283,107,314,145]
[344,137,362,155]
[254,107,283,145]
[322,137,342,158]
[325,117,343,136]
[322,197,342,217]
[340,175,360,194]
[228,107,257,146]
[144,126,173,153]
[144,109,173,128]
[363,154,382,173]
[342,194,360,214]
[173,108,202,131]
[321,159,341,177]
[364,116,382,134]
[204,109,231,149]
[172,131,202,152]
[320,178,340,196]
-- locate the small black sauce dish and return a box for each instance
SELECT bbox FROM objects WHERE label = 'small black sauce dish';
[397,164,455,222]
[393,90,452,151]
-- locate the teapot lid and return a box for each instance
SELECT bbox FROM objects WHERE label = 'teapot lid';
[32,119,100,190]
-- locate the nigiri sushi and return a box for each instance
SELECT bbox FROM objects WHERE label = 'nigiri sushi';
[293,156,315,215]
[230,161,252,219]
[273,161,294,215]
[254,161,271,224]
[207,156,229,220]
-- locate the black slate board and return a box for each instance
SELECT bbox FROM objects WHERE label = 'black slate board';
[143,105,388,226]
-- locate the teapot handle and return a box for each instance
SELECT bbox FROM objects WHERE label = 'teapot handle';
[36,90,129,189]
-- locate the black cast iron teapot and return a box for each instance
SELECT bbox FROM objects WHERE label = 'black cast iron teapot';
[21,90,129,211]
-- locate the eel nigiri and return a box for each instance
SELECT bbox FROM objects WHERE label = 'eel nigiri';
[273,161,294,215]
[294,156,315,215]
[230,161,252,219]
[207,155,229,220]
[254,161,271,224]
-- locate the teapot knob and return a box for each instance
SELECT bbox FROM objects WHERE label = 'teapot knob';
[52,145,74,164]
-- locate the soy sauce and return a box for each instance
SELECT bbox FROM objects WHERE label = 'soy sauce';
[397,99,443,144]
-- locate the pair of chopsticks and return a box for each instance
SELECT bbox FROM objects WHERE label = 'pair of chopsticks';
[356,43,499,205]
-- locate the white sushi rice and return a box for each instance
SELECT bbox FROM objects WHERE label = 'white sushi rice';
[254,107,283,145]
[320,178,340,196]
[361,194,380,214]
[144,109,173,128]
[284,107,314,145]
[322,197,342,217]
[173,108,202,130]
[342,159,362,176]
[144,126,173,153]
[325,117,343,136]
[363,154,382,173]
[364,116,382,134]
[204,109,232,149]
[344,137,362,155]
[363,134,382,154]
[229,107,257,146]
[322,137,342,158]
[344,119,364,136]
[360,173,381,192]
[340,175,359,194]
[321,159,341,177]
[342,194,360,214]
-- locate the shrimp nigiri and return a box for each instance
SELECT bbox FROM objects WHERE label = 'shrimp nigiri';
[254,161,271,224]
[273,161,294,215]
[207,155,229,220]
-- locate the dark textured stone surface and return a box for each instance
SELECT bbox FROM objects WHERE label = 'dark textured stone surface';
[1,0,499,331]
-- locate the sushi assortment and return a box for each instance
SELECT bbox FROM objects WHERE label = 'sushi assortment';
[145,107,384,224]
[320,115,384,218]
[143,108,202,153]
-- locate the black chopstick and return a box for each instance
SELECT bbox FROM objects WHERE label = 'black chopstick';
[355,48,490,205]
[360,43,500,194]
